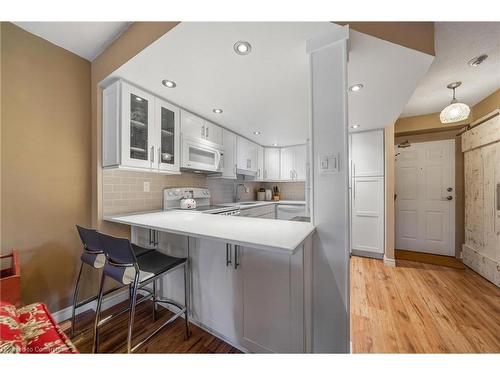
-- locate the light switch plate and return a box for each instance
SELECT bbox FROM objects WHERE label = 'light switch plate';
[319,153,340,174]
[143,181,150,192]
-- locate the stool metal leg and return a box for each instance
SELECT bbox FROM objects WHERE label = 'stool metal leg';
[152,279,157,321]
[92,272,106,353]
[70,262,84,338]
[127,274,140,353]
[183,262,191,339]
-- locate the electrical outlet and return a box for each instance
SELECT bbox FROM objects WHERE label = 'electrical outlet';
[143,181,150,192]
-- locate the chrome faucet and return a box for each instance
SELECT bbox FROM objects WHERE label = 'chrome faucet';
[235,183,249,202]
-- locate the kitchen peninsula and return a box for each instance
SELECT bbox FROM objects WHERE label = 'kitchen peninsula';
[105,205,315,353]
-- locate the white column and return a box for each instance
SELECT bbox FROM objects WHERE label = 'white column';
[307,25,350,353]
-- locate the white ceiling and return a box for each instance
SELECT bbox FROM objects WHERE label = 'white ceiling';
[104,22,335,146]
[13,22,131,61]
[401,22,500,118]
[104,22,433,145]
[347,30,433,132]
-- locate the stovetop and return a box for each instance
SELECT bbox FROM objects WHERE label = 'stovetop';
[175,205,238,214]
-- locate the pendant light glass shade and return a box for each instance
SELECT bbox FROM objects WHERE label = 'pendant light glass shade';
[440,100,470,123]
[440,82,470,124]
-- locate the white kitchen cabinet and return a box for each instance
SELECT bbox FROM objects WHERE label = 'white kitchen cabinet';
[155,98,181,172]
[256,145,264,180]
[180,110,223,146]
[190,239,242,344]
[240,244,306,353]
[277,204,306,220]
[236,136,258,172]
[102,80,180,173]
[264,148,280,180]
[280,145,306,181]
[204,120,223,145]
[130,226,313,353]
[351,176,384,256]
[221,129,237,179]
[351,130,384,177]
[180,110,206,140]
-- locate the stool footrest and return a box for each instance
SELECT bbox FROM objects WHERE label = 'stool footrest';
[131,307,186,353]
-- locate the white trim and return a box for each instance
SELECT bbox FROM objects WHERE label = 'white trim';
[51,289,130,324]
[383,255,396,267]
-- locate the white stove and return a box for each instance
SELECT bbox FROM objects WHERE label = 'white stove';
[163,188,240,216]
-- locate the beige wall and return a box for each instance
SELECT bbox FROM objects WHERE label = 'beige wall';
[1,23,91,310]
[91,22,180,238]
[336,22,435,56]
[388,89,500,261]
[395,89,500,135]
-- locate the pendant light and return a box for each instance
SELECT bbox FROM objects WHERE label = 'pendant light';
[440,81,470,124]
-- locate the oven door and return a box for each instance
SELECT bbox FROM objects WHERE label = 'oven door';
[182,137,222,172]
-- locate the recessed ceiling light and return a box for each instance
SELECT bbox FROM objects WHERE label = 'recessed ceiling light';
[467,54,488,67]
[351,124,360,129]
[135,97,143,102]
[234,41,252,55]
[253,131,262,135]
[161,79,176,88]
[213,108,223,114]
[273,143,278,146]
[349,84,364,92]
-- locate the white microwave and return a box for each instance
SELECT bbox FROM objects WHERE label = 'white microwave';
[181,136,223,172]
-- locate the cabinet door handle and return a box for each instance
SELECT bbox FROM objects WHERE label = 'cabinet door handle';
[149,229,154,245]
[226,243,232,267]
[258,168,261,178]
[234,245,240,270]
[201,125,205,138]
[205,125,209,139]
[150,146,155,163]
[233,164,237,174]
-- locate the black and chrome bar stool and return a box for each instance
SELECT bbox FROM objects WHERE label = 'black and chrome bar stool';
[93,232,190,353]
[71,225,154,337]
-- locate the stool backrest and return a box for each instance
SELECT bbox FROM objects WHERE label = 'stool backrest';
[75,225,102,254]
[98,232,139,285]
[98,232,137,266]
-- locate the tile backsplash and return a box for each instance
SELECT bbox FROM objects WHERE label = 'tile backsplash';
[103,169,306,216]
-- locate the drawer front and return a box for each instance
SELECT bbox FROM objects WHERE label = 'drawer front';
[240,204,275,217]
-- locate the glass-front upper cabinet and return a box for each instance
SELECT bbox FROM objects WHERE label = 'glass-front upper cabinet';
[102,80,181,173]
[155,98,180,172]
[121,82,155,169]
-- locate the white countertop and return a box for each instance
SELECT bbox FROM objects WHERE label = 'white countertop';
[105,210,314,254]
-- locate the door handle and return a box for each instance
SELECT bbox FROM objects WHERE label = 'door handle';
[226,244,232,267]
[446,196,453,201]
[234,245,240,270]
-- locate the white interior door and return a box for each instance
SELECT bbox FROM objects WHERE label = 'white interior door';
[395,139,455,256]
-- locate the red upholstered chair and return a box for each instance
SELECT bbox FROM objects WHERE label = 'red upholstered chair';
[0,301,78,354]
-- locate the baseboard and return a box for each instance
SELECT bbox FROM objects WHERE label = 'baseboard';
[52,289,130,324]
[383,255,396,267]
[351,249,384,260]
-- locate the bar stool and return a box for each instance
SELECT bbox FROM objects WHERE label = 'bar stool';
[71,225,154,337]
[93,232,190,353]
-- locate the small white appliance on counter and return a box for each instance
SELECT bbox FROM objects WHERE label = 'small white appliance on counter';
[164,188,240,216]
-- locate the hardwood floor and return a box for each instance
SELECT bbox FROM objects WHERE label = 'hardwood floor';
[61,300,241,353]
[350,256,500,353]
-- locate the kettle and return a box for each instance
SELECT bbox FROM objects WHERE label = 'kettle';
[180,198,197,210]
